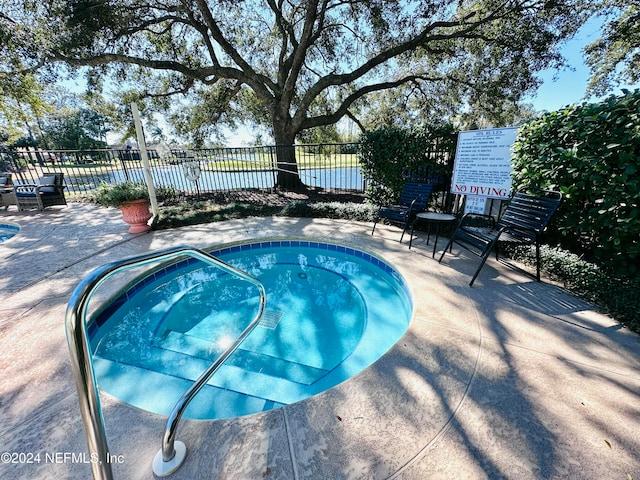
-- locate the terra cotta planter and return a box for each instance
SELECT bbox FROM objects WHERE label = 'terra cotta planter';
[119,199,152,233]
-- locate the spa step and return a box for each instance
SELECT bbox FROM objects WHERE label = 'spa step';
[155,330,329,385]
[94,344,315,407]
[92,357,283,419]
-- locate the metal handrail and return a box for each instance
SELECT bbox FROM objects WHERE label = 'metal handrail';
[65,245,267,479]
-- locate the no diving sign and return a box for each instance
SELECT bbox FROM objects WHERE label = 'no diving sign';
[450,127,519,199]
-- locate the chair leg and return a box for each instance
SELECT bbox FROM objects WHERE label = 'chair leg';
[399,218,411,243]
[371,219,378,235]
[438,238,453,262]
[468,239,500,287]
[535,241,541,282]
[408,221,417,249]
[438,228,459,263]
[469,254,490,286]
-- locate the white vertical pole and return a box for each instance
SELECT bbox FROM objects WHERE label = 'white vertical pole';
[131,103,159,219]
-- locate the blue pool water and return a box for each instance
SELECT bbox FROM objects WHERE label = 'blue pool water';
[0,223,19,243]
[89,240,412,420]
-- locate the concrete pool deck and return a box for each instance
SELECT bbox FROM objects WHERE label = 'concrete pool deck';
[1,203,639,479]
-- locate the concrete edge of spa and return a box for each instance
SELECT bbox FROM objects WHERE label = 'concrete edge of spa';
[1,203,639,480]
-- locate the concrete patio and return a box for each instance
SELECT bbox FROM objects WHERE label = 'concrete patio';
[1,202,639,479]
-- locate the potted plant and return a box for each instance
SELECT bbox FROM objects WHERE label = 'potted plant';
[94,181,152,233]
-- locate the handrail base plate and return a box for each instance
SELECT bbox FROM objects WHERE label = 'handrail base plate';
[152,441,187,477]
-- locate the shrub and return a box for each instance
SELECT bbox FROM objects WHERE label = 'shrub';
[157,200,376,229]
[155,185,180,203]
[359,125,456,204]
[157,202,280,228]
[93,181,149,207]
[511,89,640,278]
[280,201,377,221]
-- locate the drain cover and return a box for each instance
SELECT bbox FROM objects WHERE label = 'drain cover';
[259,309,285,329]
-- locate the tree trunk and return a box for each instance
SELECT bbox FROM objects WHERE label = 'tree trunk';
[272,122,305,191]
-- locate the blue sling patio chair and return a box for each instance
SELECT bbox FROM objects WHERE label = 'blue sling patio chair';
[438,188,562,286]
[371,181,435,242]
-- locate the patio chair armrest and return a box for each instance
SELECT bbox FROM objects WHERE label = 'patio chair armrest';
[406,197,426,216]
[15,184,39,194]
[36,183,65,192]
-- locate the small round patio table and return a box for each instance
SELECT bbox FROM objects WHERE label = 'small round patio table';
[408,212,457,258]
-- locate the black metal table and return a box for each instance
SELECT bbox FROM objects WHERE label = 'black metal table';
[408,212,457,257]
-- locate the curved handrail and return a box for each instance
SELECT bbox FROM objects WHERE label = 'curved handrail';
[65,245,266,479]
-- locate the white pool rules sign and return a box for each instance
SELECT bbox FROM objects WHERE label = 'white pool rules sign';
[450,127,519,213]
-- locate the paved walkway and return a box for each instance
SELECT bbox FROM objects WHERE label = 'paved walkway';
[1,203,639,479]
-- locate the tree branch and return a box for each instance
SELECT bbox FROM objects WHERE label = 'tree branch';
[345,109,366,133]
[296,3,517,117]
[282,0,322,108]
[193,0,277,99]
[266,0,297,88]
[49,52,235,83]
[300,74,446,130]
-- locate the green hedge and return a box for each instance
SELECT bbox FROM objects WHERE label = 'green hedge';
[511,89,640,278]
[156,200,376,229]
[359,125,456,204]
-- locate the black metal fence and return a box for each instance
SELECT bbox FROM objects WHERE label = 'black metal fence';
[1,143,365,196]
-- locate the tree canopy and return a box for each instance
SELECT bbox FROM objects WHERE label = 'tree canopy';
[38,108,109,150]
[584,2,640,96]
[1,0,594,188]
[0,72,51,143]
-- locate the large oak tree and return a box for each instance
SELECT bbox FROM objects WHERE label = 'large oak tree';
[1,0,592,189]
